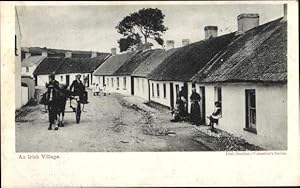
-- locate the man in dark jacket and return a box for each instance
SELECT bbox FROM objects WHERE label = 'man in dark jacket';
[69,74,88,104]
[46,73,60,130]
[190,87,201,126]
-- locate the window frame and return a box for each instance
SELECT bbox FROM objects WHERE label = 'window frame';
[244,89,257,134]
[156,83,160,97]
[116,77,120,90]
[123,77,127,90]
[152,83,154,97]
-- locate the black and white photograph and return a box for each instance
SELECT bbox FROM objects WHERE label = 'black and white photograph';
[1,1,299,187]
[14,3,288,152]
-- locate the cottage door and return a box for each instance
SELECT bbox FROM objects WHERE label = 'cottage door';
[66,75,70,86]
[246,90,256,130]
[131,77,134,95]
[199,86,206,124]
[170,83,174,109]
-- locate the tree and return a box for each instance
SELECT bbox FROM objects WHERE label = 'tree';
[116,8,168,52]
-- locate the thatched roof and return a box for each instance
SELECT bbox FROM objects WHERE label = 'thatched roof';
[113,49,161,76]
[33,57,64,75]
[93,51,137,76]
[56,54,110,74]
[147,32,236,82]
[21,55,45,67]
[33,54,109,75]
[191,17,287,83]
[131,48,178,77]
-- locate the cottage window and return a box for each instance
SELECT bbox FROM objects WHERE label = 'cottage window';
[111,78,114,87]
[123,77,126,89]
[26,67,29,72]
[152,83,154,97]
[163,83,166,98]
[245,89,257,134]
[157,83,160,97]
[142,79,145,93]
[60,75,63,81]
[117,77,120,89]
[137,78,140,91]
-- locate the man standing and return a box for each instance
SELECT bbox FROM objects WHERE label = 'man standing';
[190,87,201,126]
[69,74,88,103]
[46,73,60,130]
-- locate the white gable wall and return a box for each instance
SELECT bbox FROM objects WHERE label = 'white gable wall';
[21,65,37,77]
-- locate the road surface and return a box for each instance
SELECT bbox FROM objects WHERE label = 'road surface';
[16,91,210,152]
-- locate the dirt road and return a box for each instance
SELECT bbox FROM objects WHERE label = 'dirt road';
[16,91,210,152]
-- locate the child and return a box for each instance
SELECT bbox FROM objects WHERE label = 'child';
[92,83,96,96]
[207,101,222,133]
[171,96,185,122]
[95,84,100,96]
[103,84,107,96]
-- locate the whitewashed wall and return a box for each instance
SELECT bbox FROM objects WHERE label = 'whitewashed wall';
[92,75,104,88]
[134,77,149,101]
[199,82,287,150]
[149,80,172,108]
[21,86,29,106]
[104,76,131,96]
[15,14,22,109]
[21,65,37,77]
[37,75,49,87]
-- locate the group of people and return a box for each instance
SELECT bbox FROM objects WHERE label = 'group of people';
[171,86,222,133]
[91,83,101,96]
[42,74,88,130]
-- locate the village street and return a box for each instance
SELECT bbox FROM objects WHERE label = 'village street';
[16,90,214,152]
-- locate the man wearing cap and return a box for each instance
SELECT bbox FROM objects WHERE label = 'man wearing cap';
[45,73,60,130]
[69,74,88,103]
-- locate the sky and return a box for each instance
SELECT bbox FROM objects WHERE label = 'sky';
[17,3,284,53]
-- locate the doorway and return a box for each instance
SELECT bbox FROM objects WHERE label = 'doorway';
[170,83,174,109]
[131,77,134,95]
[199,86,206,124]
[66,75,70,86]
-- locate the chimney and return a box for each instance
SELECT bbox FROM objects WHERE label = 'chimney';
[65,51,72,58]
[182,39,190,46]
[111,48,117,56]
[283,4,287,18]
[166,40,175,50]
[237,13,259,33]
[25,52,31,59]
[91,52,97,58]
[204,26,218,39]
[42,51,48,57]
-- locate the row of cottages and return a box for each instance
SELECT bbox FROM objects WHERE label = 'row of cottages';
[131,48,178,101]
[147,28,236,120]
[145,13,287,149]
[111,49,163,96]
[33,52,110,87]
[92,49,137,94]
[191,16,287,150]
